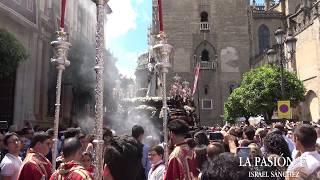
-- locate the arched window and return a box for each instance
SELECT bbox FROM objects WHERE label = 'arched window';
[204,85,209,95]
[229,84,236,94]
[201,49,209,61]
[200,11,208,22]
[258,25,270,53]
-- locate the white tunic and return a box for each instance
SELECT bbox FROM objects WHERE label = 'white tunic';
[148,161,165,180]
[0,153,23,180]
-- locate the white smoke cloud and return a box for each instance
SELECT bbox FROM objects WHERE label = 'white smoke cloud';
[77,116,96,134]
[109,105,160,143]
[105,0,137,43]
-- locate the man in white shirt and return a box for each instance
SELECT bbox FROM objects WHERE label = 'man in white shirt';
[0,132,23,180]
[286,125,320,180]
[148,145,165,180]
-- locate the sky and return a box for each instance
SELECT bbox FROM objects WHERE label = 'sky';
[255,0,280,5]
[105,0,152,78]
[104,0,273,78]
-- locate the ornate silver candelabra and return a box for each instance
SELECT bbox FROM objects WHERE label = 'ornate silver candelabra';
[50,30,71,171]
[92,0,109,179]
[153,32,173,165]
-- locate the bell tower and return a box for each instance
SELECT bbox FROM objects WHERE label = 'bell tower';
[156,0,250,125]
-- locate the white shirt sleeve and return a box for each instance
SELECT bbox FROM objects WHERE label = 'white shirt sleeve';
[154,165,165,180]
[1,162,14,176]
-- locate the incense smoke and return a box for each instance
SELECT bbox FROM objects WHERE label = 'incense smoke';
[108,103,161,142]
[69,1,160,142]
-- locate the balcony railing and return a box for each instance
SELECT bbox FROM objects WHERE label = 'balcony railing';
[200,61,216,70]
[255,5,265,11]
[200,22,210,31]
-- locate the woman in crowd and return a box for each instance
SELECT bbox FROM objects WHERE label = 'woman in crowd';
[81,151,95,177]
[194,131,209,146]
[207,142,225,160]
[263,132,291,160]
[194,145,208,174]
[248,143,261,159]
[85,134,95,154]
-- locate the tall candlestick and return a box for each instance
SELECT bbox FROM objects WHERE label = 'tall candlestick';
[60,0,66,29]
[158,0,163,31]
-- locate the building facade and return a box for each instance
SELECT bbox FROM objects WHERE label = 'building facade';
[288,0,320,122]
[0,0,97,128]
[136,0,320,124]
[250,0,320,122]
[142,0,252,125]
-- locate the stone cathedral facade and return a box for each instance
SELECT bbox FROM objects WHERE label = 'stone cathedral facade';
[136,0,320,124]
[0,0,97,128]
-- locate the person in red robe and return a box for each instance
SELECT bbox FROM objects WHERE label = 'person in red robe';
[18,132,53,180]
[164,119,198,180]
[50,137,92,180]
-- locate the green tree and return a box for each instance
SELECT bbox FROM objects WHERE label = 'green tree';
[224,87,255,124]
[224,64,305,122]
[0,29,27,78]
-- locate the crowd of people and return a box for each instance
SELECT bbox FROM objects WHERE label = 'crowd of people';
[0,119,319,180]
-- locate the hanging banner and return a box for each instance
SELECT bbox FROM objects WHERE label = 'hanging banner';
[278,100,291,119]
[192,63,200,96]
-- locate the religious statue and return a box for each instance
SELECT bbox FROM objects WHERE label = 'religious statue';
[169,74,183,97]
[146,57,158,97]
[181,80,192,103]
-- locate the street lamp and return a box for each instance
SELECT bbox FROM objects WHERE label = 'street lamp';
[274,27,286,45]
[153,32,173,165]
[285,35,297,54]
[267,27,297,99]
[266,48,276,64]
